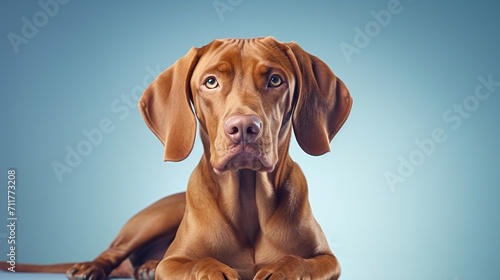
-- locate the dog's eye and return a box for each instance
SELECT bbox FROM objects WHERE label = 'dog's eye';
[269,75,282,87]
[204,77,218,89]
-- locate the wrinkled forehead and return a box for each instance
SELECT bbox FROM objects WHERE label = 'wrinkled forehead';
[192,38,295,79]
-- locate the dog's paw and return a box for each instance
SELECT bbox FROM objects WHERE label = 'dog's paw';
[135,259,160,280]
[192,257,241,280]
[66,262,107,280]
[254,255,309,280]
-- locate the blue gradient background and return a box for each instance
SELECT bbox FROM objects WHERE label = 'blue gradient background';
[1,0,499,279]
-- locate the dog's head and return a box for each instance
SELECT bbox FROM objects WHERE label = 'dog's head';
[139,37,352,174]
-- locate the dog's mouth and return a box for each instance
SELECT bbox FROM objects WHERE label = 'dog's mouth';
[212,144,275,174]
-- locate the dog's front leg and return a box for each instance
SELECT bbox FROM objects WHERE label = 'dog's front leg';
[155,257,241,280]
[254,254,341,280]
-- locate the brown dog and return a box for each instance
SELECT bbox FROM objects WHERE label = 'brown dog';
[3,37,352,280]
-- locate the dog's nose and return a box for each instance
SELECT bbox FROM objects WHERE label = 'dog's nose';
[224,115,262,144]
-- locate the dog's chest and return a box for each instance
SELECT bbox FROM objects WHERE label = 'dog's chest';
[238,184,260,243]
[222,229,302,279]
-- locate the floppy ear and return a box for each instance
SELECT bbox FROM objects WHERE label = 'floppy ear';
[139,47,200,162]
[286,42,353,156]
